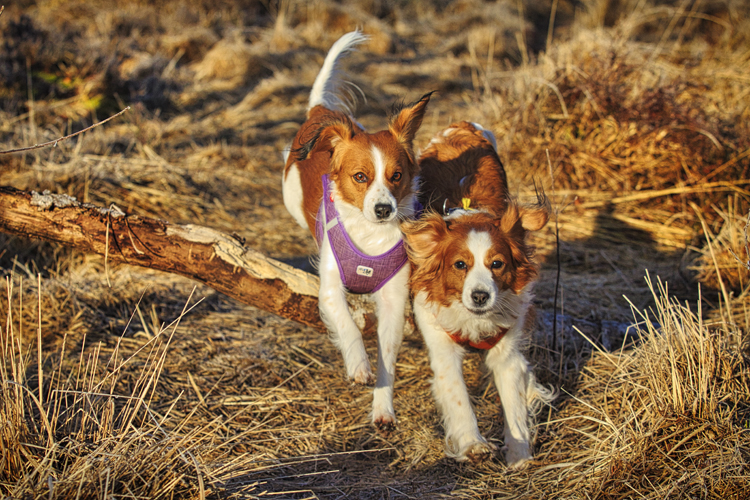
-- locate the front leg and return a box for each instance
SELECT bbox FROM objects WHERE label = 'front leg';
[413,293,495,462]
[485,332,534,467]
[318,242,374,385]
[370,264,409,429]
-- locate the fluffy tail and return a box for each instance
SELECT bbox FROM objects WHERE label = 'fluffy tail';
[308,30,368,113]
[526,372,557,416]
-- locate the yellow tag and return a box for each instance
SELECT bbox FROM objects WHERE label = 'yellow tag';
[462,198,472,210]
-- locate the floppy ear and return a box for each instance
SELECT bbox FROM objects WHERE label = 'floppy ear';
[401,211,447,269]
[389,91,433,153]
[295,119,354,162]
[520,192,551,232]
[498,202,522,235]
[496,201,534,266]
[498,193,551,235]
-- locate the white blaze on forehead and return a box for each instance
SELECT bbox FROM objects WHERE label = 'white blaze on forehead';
[371,144,387,183]
[362,144,397,222]
[466,230,493,268]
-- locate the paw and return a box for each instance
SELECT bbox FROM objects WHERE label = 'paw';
[350,366,376,385]
[344,355,374,385]
[372,412,397,434]
[464,442,496,464]
[503,443,532,468]
[448,436,497,463]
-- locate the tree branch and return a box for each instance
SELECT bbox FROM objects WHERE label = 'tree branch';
[0,187,383,332]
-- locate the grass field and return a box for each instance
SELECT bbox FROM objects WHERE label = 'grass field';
[1,0,749,498]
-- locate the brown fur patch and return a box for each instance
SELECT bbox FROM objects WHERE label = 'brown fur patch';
[283,106,357,231]
[417,121,509,215]
[405,121,551,301]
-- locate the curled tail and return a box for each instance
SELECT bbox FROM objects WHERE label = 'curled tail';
[308,30,368,113]
[470,122,499,152]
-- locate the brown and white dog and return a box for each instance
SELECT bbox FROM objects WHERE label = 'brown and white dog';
[282,31,431,429]
[402,122,554,465]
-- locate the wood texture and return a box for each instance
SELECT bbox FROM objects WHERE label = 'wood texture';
[0,186,357,330]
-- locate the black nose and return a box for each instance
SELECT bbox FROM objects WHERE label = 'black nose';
[471,290,490,307]
[375,204,393,220]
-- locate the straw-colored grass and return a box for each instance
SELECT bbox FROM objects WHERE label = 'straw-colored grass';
[2,0,749,498]
[4,270,747,499]
[1,280,207,498]
[447,275,750,500]
[548,274,749,500]
[692,202,750,294]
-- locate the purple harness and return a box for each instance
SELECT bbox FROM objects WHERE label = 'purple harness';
[315,175,408,294]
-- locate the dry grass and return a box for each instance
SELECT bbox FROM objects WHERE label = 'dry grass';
[1,0,750,498]
[548,275,749,500]
[4,270,747,499]
[692,201,750,293]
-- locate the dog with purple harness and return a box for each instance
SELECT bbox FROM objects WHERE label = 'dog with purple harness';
[282,31,431,429]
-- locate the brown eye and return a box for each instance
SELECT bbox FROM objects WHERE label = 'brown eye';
[491,260,504,269]
[390,171,402,183]
[454,261,467,270]
[353,172,368,183]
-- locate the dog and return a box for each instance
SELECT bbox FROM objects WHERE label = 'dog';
[282,30,432,429]
[401,121,554,465]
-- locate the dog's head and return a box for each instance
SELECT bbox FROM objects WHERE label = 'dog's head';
[402,198,549,318]
[298,93,432,223]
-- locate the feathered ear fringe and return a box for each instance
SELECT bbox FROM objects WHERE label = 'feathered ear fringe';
[401,211,445,264]
[493,191,549,292]
[520,188,551,232]
[401,211,448,284]
[389,91,434,158]
[497,190,551,238]
[293,118,355,162]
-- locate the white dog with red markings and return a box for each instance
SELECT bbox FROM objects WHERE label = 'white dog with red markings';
[402,122,554,466]
[282,31,432,430]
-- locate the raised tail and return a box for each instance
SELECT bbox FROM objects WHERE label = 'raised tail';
[470,122,499,152]
[308,30,368,113]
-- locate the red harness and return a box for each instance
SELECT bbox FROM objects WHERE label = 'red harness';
[448,327,508,350]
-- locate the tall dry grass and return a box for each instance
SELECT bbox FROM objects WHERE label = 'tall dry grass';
[557,275,749,499]
[6,268,746,499]
[1,281,215,498]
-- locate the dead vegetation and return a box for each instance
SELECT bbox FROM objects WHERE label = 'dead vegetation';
[1,0,749,498]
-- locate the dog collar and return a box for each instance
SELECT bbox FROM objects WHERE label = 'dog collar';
[448,327,508,350]
[315,174,408,294]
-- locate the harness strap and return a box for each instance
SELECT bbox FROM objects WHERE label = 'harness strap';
[315,175,408,294]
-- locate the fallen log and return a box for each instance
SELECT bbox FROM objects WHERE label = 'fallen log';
[0,186,380,332]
